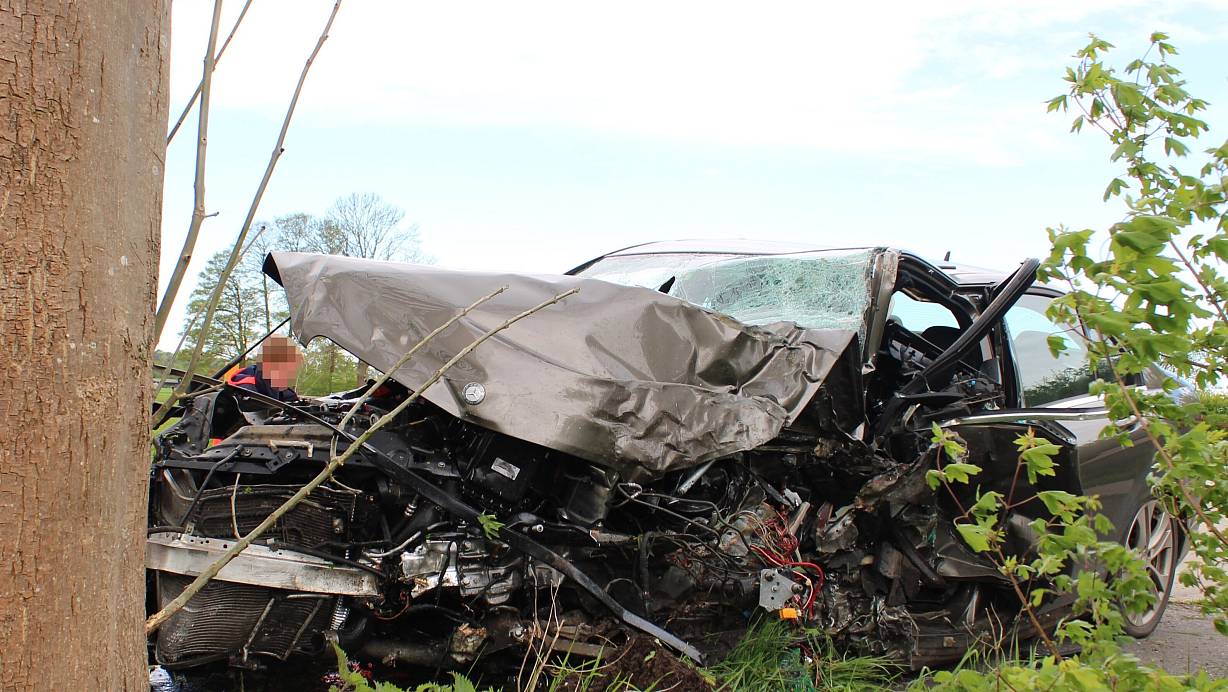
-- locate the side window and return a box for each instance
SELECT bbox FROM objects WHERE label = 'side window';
[1005,294,1094,406]
[889,291,960,348]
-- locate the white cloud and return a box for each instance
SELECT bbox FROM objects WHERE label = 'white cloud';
[168,0,1225,166]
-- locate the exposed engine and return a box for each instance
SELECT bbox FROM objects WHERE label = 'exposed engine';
[149,341,1065,675]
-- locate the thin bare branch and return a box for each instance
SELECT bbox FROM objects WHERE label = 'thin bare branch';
[153,0,226,342]
[166,0,256,145]
[146,287,579,634]
[151,223,270,407]
[153,0,344,423]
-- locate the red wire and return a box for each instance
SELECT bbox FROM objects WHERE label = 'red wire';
[751,546,827,616]
[749,513,828,617]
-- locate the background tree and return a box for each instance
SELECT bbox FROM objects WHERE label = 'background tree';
[170,193,427,394]
[181,248,279,371]
[0,3,168,689]
[316,192,422,260]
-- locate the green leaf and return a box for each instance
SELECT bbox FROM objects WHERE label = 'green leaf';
[942,462,982,485]
[1021,442,1060,484]
[1102,177,1128,200]
[477,512,504,540]
[1113,83,1142,108]
[449,672,478,692]
[1036,490,1078,516]
[970,490,1003,518]
[956,523,993,552]
[1114,230,1164,253]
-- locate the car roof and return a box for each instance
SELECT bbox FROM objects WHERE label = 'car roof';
[590,239,1011,287]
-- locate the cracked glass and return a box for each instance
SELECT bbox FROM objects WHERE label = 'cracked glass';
[579,249,876,338]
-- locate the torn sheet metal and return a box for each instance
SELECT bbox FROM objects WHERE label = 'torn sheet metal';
[264,252,857,475]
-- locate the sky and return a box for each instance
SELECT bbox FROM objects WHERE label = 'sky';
[157,0,1228,350]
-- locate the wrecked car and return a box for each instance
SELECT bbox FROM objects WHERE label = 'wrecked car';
[147,240,1186,675]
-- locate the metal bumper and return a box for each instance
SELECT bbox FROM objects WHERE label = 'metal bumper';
[146,531,379,597]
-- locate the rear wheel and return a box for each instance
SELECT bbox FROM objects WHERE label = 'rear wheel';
[1122,499,1179,638]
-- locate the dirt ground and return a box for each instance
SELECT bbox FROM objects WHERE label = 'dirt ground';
[1123,603,1228,678]
[1121,564,1228,679]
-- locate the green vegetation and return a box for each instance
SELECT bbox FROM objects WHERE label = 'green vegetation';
[330,644,482,692]
[1194,390,1228,429]
[476,512,505,541]
[330,623,897,692]
[707,620,895,692]
[916,30,1228,690]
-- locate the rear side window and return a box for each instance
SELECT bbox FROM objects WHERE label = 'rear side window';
[1005,294,1095,406]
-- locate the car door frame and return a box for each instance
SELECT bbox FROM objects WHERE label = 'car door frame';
[990,285,1155,546]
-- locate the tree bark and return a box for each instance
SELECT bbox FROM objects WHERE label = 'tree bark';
[0,3,169,690]
[327,342,338,392]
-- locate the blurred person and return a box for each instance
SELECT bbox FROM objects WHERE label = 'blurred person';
[223,335,302,402]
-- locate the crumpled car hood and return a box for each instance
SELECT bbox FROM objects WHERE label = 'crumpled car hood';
[265,252,857,476]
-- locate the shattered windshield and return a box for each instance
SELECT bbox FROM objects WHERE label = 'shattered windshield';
[576,249,877,337]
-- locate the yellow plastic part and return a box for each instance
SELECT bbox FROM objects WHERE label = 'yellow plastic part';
[779,607,800,620]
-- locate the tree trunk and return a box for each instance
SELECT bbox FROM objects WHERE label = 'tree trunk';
[0,3,169,690]
[262,272,272,332]
[327,343,338,392]
[356,360,369,387]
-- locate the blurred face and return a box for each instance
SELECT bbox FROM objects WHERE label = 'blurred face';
[261,337,302,388]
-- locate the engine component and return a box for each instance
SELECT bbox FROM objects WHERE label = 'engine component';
[397,538,523,605]
[181,483,362,556]
[462,433,546,508]
[758,568,799,610]
[558,464,616,526]
[155,573,336,668]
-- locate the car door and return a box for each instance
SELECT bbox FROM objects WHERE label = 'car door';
[1001,290,1155,543]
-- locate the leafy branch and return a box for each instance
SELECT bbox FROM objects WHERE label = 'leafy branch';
[1041,31,1228,635]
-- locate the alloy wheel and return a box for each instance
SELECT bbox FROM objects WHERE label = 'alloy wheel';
[1122,499,1179,635]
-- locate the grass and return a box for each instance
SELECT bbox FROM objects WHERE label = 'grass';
[155,386,175,404]
[706,620,896,692]
[328,620,897,691]
[543,653,646,692]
